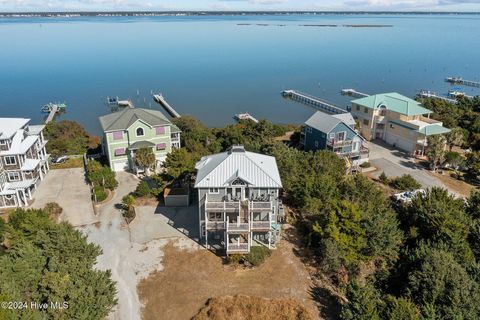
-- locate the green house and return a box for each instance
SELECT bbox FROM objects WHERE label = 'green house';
[99,107,181,172]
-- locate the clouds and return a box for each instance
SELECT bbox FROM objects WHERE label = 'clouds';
[0,0,479,12]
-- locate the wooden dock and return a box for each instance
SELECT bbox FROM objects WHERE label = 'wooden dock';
[341,88,370,98]
[45,105,58,124]
[446,77,480,88]
[282,90,347,115]
[417,90,458,104]
[153,94,181,118]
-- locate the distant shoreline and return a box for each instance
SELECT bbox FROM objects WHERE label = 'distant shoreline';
[1,11,480,18]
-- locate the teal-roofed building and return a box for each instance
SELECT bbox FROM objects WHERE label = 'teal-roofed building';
[99,107,181,172]
[351,92,450,155]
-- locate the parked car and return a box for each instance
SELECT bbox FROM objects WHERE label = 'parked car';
[52,156,69,164]
[392,189,426,204]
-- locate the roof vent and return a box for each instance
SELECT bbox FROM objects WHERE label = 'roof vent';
[229,145,246,154]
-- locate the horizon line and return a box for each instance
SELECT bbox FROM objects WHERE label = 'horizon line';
[1,10,480,14]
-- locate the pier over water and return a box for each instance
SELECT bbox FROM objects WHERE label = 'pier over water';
[153,94,181,118]
[282,90,347,115]
[446,77,480,88]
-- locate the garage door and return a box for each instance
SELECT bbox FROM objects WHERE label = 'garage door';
[112,161,129,172]
[385,133,414,153]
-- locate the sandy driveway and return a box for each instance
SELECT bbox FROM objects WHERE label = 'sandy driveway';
[81,172,199,320]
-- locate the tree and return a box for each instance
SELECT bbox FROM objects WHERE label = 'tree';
[406,247,480,319]
[383,296,421,320]
[427,135,446,171]
[390,174,421,191]
[164,147,200,180]
[0,208,117,319]
[465,151,480,181]
[134,147,156,175]
[341,282,382,320]
[446,127,465,150]
[87,160,118,190]
[44,120,100,156]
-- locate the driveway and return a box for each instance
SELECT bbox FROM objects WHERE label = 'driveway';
[81,172,199,320]
[366,141,453,193]
[32,168,98,226]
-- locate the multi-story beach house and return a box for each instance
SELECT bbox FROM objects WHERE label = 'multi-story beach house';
[194,145,284,254]
[0,118,49,208]
[301,111,369,164]
[99,107,181,172]
[351,92,451,155]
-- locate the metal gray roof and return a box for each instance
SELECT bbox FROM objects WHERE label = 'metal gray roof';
[304,111,344,133]
[332,113,356,128]
[98,107,175,132]
[194,146,282,189]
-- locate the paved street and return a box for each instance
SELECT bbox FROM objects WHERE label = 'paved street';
[32,168,98,226]
[366,141,453,193]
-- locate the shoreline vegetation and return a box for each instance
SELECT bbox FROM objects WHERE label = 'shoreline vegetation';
[1,11,479,18]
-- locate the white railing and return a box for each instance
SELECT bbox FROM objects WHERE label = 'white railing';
[205,201,240,211]
[248,201,271,211]
[206,221,226,230]
[227,243,249,253]
[251,221,271,230]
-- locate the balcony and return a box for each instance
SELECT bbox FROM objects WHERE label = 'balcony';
[205,201,240,212]
[226,243,249,253]
[227,223,250,233]
[206,221,226,230]
[327,139,353,148]
[248,201,271,212]
[251,221,271,230]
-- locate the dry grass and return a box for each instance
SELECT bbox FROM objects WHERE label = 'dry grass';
[193,295,313,320]
[51,157,84,169]
[428,170,476,197]
[138,238,321,320]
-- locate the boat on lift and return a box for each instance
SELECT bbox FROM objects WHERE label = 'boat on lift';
[234,112,259,123]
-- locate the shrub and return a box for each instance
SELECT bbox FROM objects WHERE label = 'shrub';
[360,162,371,168]
[87,160,118,190]
[227,254,244,264]
[390,174,421,191]
[244,246,271,267]
[378,172,389,185]
[93,186,107,202]
[121,195,136,223]
[135,181,151,197]
[43,202,63,219]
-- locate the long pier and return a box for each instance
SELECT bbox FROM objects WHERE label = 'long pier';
[153,94,181,118]
[282,90,347,115]
[45,105,59,124]
[417,90,458,104]
[448,90,475,100]
[341,88,370,98]
[446,77,480,88]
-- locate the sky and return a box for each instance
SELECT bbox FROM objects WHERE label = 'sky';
[1,0,480,12]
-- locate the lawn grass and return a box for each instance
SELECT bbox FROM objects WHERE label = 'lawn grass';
[51,157,84,169]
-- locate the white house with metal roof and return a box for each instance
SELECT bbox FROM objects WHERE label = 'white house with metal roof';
[99,107,181,172]
[351,92,450,155]
[0,118,49,208]
[194,145,284,255]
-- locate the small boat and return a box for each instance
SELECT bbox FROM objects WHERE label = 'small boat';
[234,112,259,124]
[107,97,119,105]
[117,100,133,107]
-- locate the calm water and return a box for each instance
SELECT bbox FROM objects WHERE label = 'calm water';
[1,14,480,134]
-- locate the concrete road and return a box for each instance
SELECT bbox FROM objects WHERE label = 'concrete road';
[366,141,454,194]
[32,168,98,226]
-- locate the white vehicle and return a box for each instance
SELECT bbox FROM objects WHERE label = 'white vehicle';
[393,189,426,204]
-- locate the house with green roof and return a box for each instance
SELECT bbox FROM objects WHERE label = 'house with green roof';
[99,107,181,172]
[351,92,450,155]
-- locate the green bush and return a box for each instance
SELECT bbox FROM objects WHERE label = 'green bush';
[244,246,271,267]
[87,160,118,190]
[227,254,244,264]
[390,174,421,191]
[360,162,371,168]
[93,186,107,202]
[135,181,151,197]
[379,172,389,185]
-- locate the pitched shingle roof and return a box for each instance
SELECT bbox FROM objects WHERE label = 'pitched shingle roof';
[194,146,282,188]
[352,92,432,116]
[305,111,347,133]
[99,107,180,132]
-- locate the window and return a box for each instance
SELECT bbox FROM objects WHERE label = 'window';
[364,107,369,113]
[209,188,219,194]
[114,148,126,156]
[329,133,335,139]
[8,172,20,181]
[314,141,319,148]
[356,105,360,111]
[136,128,144,137]
[112,131,124,140]
[363,119,369,126]
[155,127,165,135]
[156,143,167,151]
[337,132,346,141]
[306,126,312,133]
[4,156,16,165]
[0,140,6,145]
[209,212,222,221]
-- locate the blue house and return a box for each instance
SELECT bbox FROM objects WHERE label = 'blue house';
[301,111,369,164]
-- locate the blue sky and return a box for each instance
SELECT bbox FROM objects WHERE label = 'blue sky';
[1,0,480,12]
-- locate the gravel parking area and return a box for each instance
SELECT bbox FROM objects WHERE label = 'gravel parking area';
[32,168,98,226]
